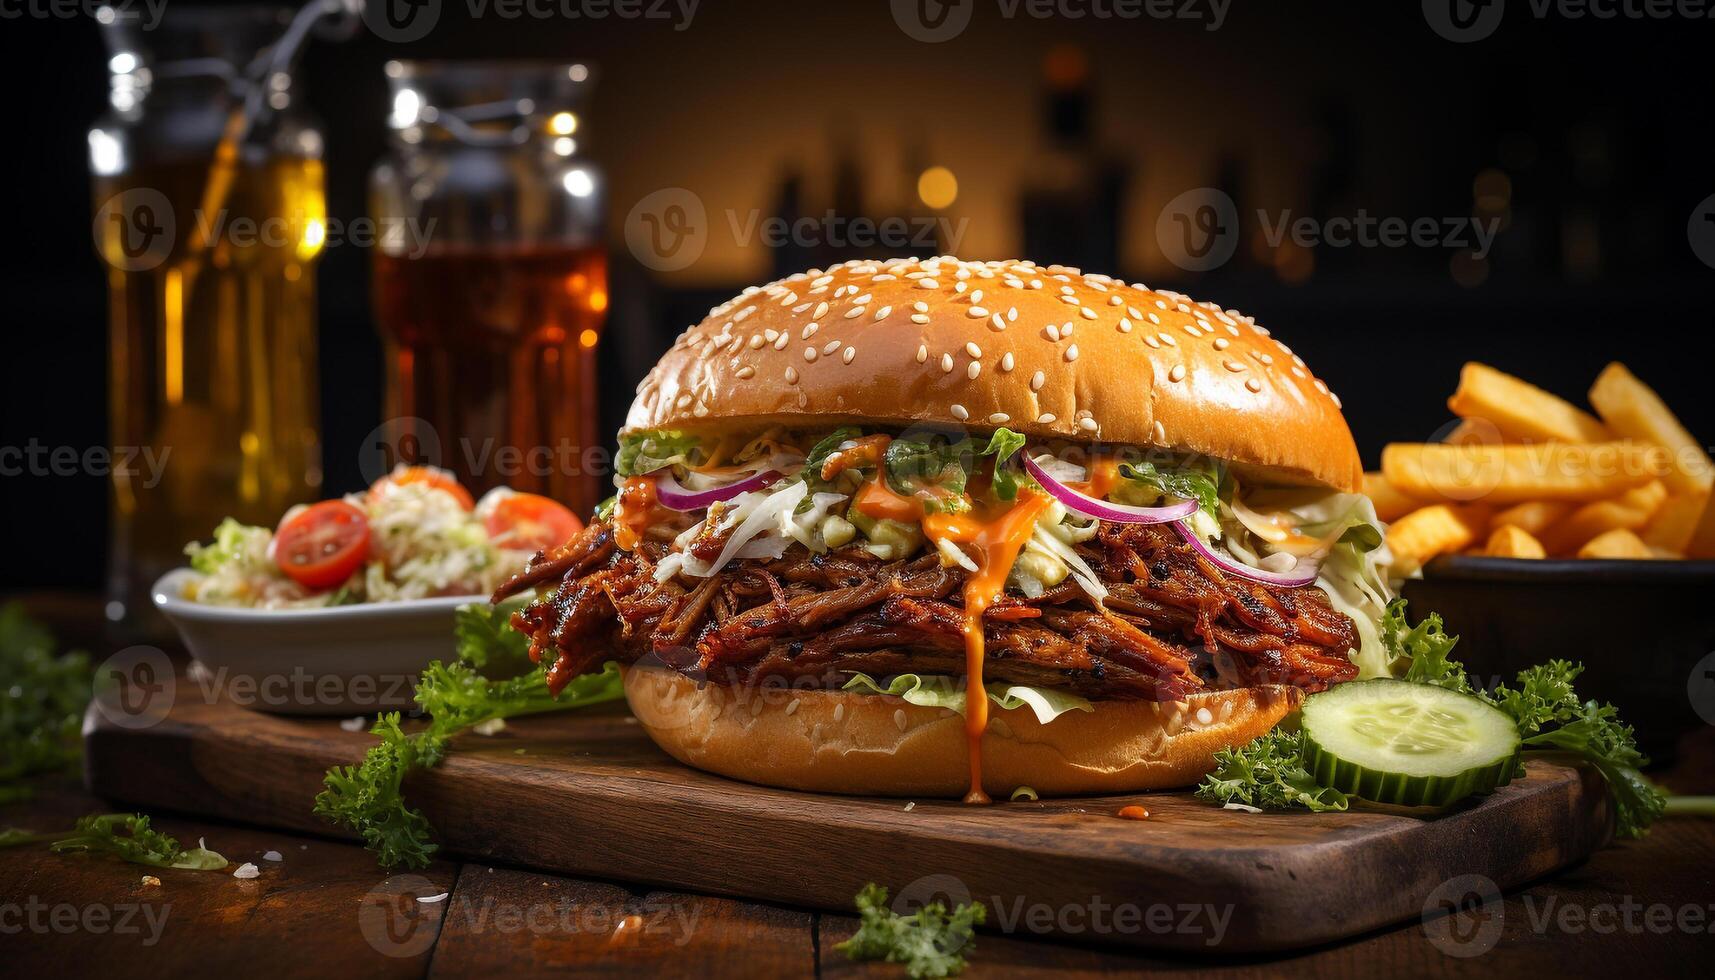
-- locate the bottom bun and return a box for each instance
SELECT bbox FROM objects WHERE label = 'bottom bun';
[622,665,1301,798]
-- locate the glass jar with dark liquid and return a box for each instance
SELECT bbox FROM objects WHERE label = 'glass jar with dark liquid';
[370,61,608,518]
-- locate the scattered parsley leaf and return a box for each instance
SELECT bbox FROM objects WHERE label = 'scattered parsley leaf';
[1196,729,1349,813]
[0,602,93,797]
[315,602,625,868]
[1,813,227,871]
[837,883,986,979]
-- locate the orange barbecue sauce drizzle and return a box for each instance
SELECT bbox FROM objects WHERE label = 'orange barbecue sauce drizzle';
[921,490,1053,804]
[613,476,664,551]
[1072,454,1122,499]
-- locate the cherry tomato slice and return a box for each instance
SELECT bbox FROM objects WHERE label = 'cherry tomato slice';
[485,493,583,552]
[368,465,475,510]
[275,500,371,590]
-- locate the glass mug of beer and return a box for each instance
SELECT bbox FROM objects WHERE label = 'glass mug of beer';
[91,4,329,632]
[370,61,609,518]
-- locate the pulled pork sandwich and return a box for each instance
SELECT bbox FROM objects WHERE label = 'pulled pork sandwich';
[495,257,1396,802]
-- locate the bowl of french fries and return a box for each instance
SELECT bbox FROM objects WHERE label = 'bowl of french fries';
[1382,361,1715,757]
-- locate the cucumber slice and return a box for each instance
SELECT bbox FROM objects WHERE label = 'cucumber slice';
[1301,679,1521,808]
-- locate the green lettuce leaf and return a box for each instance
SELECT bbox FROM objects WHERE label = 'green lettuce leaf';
[841,672,1093,726]
[979,428,1028,501]
[183,518,271,575]
[616,429,702,477]
[1116,459,1221,520]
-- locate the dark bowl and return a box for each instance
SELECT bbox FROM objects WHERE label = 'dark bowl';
[1401,556,1715,763]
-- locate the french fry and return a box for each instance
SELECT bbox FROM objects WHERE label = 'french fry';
[1588,362,1715,496]
[1386,504,1487,570]
[1363,471,1424,523]
[1380,441,1667,505]
[1537,482,1667,556]
[1448,362,1611,444]
[1491,500,1573,538]
[1641,493,1709,552]
[1577,528,1654,560]
[1689,492,1715,560]
[1485,524,1546,558]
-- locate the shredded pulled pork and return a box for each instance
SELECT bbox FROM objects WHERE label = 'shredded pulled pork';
[494,516,1359,701]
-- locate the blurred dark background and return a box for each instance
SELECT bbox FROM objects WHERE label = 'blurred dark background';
[2,0,1713,593]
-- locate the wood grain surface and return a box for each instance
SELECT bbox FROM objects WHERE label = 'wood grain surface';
[81,678,1614,952]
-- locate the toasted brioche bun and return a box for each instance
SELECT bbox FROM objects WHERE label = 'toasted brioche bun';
[623,666,1303,798]
[626,256,1361,492]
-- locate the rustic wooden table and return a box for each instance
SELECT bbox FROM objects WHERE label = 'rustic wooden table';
[4,597,1714,977]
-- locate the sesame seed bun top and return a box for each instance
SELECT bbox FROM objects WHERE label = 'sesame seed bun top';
[625,256,1363,492]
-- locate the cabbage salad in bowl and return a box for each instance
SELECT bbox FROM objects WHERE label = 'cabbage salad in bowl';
[181,466,584,609]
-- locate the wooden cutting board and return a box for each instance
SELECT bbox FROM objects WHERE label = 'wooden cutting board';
[83,679,1612,953]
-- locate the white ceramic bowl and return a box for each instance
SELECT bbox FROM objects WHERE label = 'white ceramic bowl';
[151,568,480,715]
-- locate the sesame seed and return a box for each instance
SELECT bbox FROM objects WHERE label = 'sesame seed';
[1080,307,1097,320]
[1078,417,1099,432]
[967,306,989,319]
[1062,321,1075,337]
[955,282,967,294]
[1147,312,1160,325]
[1169,364,1186,382]
[1128,306,1143,319]
[813,302,829,320]
[1064,344,1080,362]
[967,361,981,380]
[941,353,954,373]
[990,313,1006,331]
[791,302,812,314]
[824,339,841,355]
[916,344,929,363]
[913,301,929,313]
[802,322,820,340]
[1212,337,1229,350]
[1330,391,1343,408]
[854,294,872,305]
[785,366,799,383]
[1037,412,1057,424]
[917,278,939,289]
[965,342,982,358]
[989,413,1010,424]
[1110,295,1124,306]
[1314,378,1329,394]
[911,313,931,324]
[1152,420,1166,443]
[874,305,892,321]
[764,329,779,341]
[748,335,765,349]
[843,346,856,364]
[970,289,983,304]
[810,274,833,287]
[804,347,818,362]
[1044,324,1061,341]
[1224,359,1246,372]
[1292,366,1307,379]
[1246,378,1263,393]
[844,306,865,319]
[1030,370,1046,391]
[1000,352,1015,372]
[1158,332,1177,347]
[735,365,755,379]
[773,332,790,351]
[1255,352,1274,365]
[951,403,969,420]
[1029,279,1043,289]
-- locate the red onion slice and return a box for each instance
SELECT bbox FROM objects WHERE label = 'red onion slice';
[1023,455,1198,524]
[1173,520,1321,587]
[653,469,781,511]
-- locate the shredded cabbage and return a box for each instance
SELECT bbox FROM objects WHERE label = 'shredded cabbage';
[841,672,1095,726]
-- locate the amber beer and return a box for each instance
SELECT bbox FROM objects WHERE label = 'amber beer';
[371,245,608,517]
[95,155,326,624]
